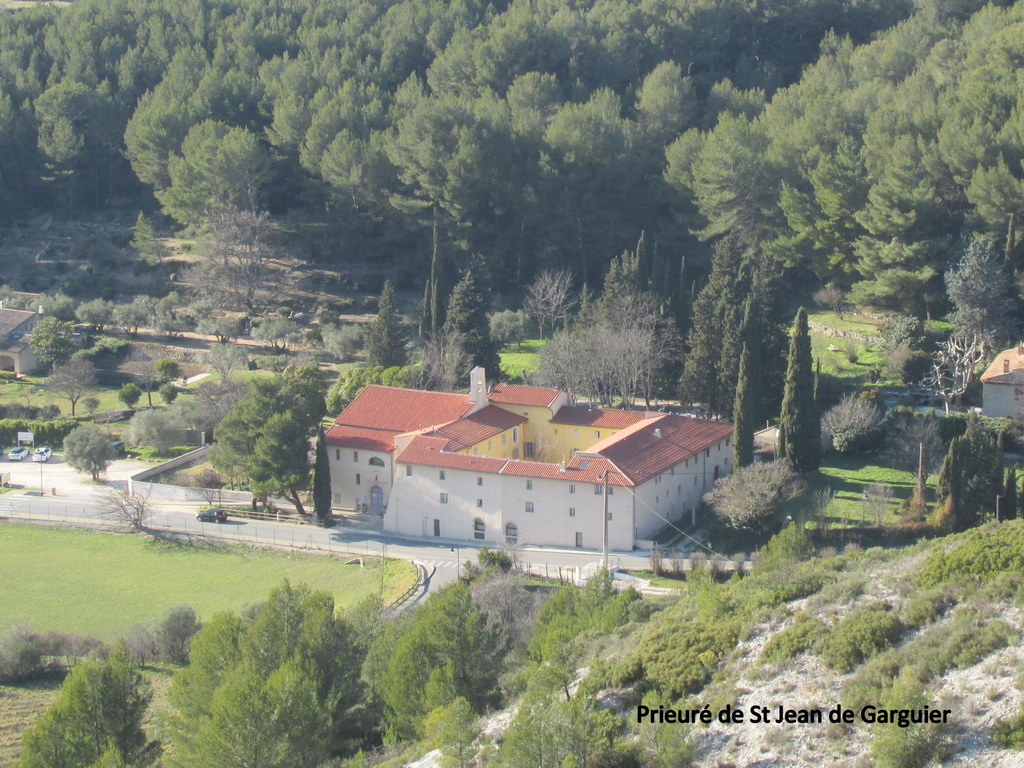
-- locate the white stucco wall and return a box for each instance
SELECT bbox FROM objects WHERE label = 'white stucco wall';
[328,446,393,510]
[983,383,1024,420]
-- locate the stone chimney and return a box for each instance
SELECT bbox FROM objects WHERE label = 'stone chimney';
[467,366,488,414]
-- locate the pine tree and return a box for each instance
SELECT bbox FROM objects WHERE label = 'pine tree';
[313,427,332,526]
[366,280,408,368]
[777,307,820,472]
[732,340,754,468]
[18,643,158,768]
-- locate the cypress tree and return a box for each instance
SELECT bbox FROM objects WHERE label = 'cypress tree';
[366,280,408,368]
[444,266,500,377]
[777,307,820,472]
[732,340,754,468]
[313,427,332,526]
[1003,467,1017,521]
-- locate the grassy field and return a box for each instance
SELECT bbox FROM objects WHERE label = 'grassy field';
[786,453,921,526]
[499,338,543,382]
[0,523,415,641]
[806,310,895,387]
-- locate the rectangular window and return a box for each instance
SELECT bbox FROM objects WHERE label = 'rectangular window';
[488,441,492,450]
[333,492,341,503]
[477,477,483,486]
[524,442,535,458]
[353,451,359,462]
[677,484,681,496]
[575,532,583,548]
[355,473,360,485]
[501,434,507,444]
[440,493,449,504]
[594,430,600,439]
[335,449,340,460]
[513,427,518,443]
[569,484,576,494]
[525,501,535,513]
[594,485,602,495]
[476,499,483,508]
[573,428,579,436]
[608,486,613,495]
[569,507,576,517]
[694,476,698,486]
[439,470,446,480]
[406,465,412,477]
[608,512,613,520]
[526,479,533,490]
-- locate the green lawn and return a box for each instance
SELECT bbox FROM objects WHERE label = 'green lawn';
[500,338,543,382]
[0,523,415,641]
[786,454,922,527]
[0,374,127,416]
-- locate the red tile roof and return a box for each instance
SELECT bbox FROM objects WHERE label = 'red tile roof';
[324,425,396,452]
[327,385,473,449]
[395,436,632,485]
[489,383,562,408]
[587,414,733,485]
[550,405,651,429]
[396,435,508,472]
[429,406,527,451]
[501,455,632,486]
[981,346,1024,384]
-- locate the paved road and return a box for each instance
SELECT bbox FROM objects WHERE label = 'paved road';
[0,488,655,593]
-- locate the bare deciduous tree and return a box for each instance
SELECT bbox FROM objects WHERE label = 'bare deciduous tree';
[99,485,154,531]
[821,394,882,452]
[705,459,805,531]
[421,330,471,392]
[813,285,847,319]
[45,359,96,417]
[863,482,894,526]
[185,465,224,507]
[523,269,575,339]
[920,335,984,414]
[884,413,944,479]
[538,292,678,408]
[189,208,281,315]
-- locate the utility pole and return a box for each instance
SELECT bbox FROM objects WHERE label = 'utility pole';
[602,469,610,571]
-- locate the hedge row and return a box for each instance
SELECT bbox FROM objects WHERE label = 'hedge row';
[0,418,79,446]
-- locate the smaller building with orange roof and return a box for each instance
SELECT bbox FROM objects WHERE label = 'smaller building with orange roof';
[981,344,1024,419]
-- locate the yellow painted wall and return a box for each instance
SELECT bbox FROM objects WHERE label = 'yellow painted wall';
[480,403,624,462]
[459,425,523,460]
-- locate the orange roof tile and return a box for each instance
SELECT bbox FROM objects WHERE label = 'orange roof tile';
[429,406,527,451]
[489,383,562,408]
[328,384,474,451]
[500,455,632,486]
[394,436,633,485]
[550,405,651,429]
[981,346,1024,384]
[395,435,508,472]
[588,414,733,485]
[324,425,396,452]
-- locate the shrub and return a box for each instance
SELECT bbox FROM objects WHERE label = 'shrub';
[118,382,142,408]
[900,588,955,629]
[156,605,201,663]
[916,522,1024,588]
[0,625,47,683]
[759,524,816,570]
[820,602,903,673]
[871,669,947,768]
[821,394,882,453]
[993,708,1024,749]
[631,618,742,698]
[0,370,16,381]
[760,613,828,664]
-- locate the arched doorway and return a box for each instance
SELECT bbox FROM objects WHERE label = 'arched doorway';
[0,355,15,372]
[370,485,384,509]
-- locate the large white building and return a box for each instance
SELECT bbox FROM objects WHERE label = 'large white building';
[326,368,733,550]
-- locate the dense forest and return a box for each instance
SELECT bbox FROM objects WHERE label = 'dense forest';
[0,0,947,306]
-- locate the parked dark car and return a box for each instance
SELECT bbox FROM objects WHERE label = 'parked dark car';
[196,508,228,523]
